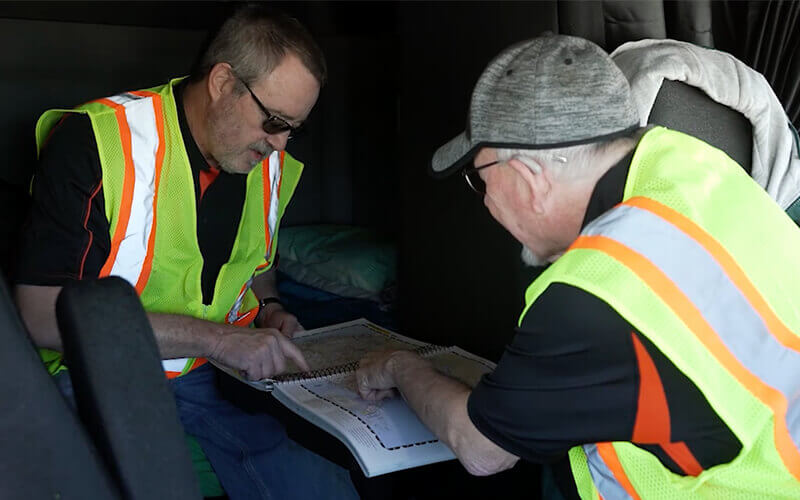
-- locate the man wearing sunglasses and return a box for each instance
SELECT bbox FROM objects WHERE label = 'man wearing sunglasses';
[14,5,359,500]
[357,34,800,499]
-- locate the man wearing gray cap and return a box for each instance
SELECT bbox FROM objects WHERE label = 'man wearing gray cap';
[356,34,800,498]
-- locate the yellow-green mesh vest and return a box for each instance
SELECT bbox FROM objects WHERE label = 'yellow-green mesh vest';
[520,127,800,499]
[35,78,303,377]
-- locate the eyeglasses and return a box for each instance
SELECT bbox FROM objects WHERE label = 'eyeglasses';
[236,75,302,137]
[462,160,499,195]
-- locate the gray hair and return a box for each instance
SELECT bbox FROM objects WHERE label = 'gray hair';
[192,5,327,88]
[497,129,644,180]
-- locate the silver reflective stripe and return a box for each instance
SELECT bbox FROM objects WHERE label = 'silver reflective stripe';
[584,444,635,500]
[105,94,160,288]
[225,153,282,323]
[265,151,282,258]
[584,203,800,451]
[226,276,254,324]
[162,358,191,374]
[107,93,141,106]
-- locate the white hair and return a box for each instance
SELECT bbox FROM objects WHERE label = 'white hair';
[496,129,646,267]
[496,131,643,180]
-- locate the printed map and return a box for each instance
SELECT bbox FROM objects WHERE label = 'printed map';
[284,323,432,375]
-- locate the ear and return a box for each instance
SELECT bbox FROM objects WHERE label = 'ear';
[507,157,551,214]
[207,62,236,103]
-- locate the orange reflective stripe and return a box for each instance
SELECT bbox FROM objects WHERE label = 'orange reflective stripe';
[631,333,704,476]
[625,197,800,354]
[597,443,641,500]
[165,359,206,379]
[662,441,703,477]
[262,151,285,261]
[262,159,272,257]
[129,90,165,295]
[96,98,136,278]
[572,234,800,481]
[630,333,671,443]
[232,307,258,327]
[226,279,252,324]
[188,357,207,372]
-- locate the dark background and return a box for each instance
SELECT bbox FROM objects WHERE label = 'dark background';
[0,1,797,498]
[1,0,797,359]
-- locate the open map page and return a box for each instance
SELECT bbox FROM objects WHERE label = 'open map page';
[213,319,497,476]
[271,319,496,476]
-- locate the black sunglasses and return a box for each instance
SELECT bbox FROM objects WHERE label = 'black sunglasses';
[462,160,499,195]
[236,76,302,138]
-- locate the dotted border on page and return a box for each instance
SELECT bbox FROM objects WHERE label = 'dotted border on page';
[298,383,440,451]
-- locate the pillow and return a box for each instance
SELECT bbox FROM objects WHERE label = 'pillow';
[276,225,396,301]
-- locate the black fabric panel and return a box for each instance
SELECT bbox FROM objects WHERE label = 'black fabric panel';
[713,1,800,129]
[649,80,753,174]
[603,0,667,52]
[0,18,207,189]
[397,1,558,361]
[0,179,30,283]
[666,0,713,47]
[14,114,110,286]
[743,1,800,128]
[557,0,606,49]
[559,1,712,52]
[0,278,120,499]
[197,172,247,304]
[56,277,200,500]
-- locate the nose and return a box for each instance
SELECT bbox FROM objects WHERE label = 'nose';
[266,131,290,152]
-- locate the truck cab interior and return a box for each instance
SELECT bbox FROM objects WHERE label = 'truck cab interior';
[1,1,798,499]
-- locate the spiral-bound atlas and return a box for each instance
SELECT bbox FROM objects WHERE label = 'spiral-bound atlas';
[211,318,495,477]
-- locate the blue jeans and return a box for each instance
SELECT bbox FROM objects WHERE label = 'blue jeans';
[55,364,359,500]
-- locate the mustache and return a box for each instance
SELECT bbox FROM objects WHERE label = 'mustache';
[250,141,274,158]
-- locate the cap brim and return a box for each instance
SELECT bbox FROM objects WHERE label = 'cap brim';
[429,123,642,179]
[430,132,480,178]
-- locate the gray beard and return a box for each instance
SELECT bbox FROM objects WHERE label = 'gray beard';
[249,144,274,167]
[218,144,273,174]
[520,246,548,267]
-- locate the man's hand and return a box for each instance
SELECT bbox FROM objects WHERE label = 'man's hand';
[356,350,427,401]
[209,328,310,381]
[256,302,304,338]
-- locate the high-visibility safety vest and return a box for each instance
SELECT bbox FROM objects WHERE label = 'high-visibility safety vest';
[35,78,303,378]
[521,127,800,498]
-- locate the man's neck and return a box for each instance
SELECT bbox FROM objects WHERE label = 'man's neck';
[181,80,214,166]
[593,131,643,181]
[544,134,643,255]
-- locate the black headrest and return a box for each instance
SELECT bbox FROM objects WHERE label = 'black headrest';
[57,277,200,499]
[649,79,753,174]
[0,278,120,498]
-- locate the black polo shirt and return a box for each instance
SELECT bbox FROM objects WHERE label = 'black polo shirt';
[16,83,247,304]
[466,152,742,499]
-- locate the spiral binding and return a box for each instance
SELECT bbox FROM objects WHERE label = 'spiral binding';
[273,344,448,384]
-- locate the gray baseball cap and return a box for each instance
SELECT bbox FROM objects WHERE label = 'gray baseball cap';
[431,34,639,176]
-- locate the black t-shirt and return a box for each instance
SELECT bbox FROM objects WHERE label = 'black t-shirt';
[466,153,742,499]
[15,83,247,304]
